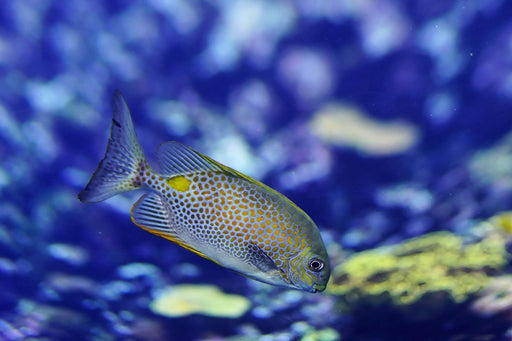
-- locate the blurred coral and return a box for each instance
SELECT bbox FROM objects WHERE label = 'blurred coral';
[1,0,512,339]
[150,284,251,318]
[471,275,512,320]
[310,103,419,156]
[487,211,512,234]
[469,132,512,190]
[327,223,509,320]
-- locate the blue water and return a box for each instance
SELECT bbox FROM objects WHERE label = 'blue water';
[1,0,512,340]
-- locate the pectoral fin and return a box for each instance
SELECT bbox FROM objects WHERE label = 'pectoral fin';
[246,242,280,273]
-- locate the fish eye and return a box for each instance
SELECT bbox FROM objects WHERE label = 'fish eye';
[308,258,324,272]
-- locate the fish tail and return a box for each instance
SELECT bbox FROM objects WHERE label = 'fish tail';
[78,90,148,203]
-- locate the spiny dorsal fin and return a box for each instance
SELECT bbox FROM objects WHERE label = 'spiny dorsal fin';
[157,141,266,189]
[156,142,224,176]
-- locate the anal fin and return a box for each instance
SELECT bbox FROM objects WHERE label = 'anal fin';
[130,193,211,260]
[131,193,174,233]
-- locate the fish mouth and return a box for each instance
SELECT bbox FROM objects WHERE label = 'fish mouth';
[285,270,324,293]
[311,284,326,293]
[287,277,323,293]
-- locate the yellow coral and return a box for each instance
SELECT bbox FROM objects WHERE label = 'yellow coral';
[150,284,251,318]
[489,211,512,234]
[327,229,509,319]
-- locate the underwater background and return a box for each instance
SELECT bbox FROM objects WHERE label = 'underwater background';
[2,0,512,340]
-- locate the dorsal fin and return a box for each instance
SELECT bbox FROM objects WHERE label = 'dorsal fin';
[157,141,308,220]
[156,141,224,176]
[157,141,309,218]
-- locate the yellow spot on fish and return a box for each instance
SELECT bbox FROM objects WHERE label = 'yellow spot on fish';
[166,176,192,192]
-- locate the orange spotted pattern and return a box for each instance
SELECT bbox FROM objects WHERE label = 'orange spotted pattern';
[135,167,314,269]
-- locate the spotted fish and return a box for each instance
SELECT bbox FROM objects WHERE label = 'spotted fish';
[78,91,330,292]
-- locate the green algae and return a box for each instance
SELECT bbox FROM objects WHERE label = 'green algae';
[327,221,510,319]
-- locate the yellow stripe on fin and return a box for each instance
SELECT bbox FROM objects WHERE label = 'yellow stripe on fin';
[138,227,220,265]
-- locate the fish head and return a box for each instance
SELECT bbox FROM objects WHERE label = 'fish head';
[286,244,331,293]
[239,238,330,293]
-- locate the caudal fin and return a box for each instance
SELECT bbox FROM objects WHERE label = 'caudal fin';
[78,90,147,203]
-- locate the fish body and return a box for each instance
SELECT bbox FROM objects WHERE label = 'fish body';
[79,91,330,292]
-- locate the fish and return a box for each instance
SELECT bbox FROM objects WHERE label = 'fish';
[78,91,331,293]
